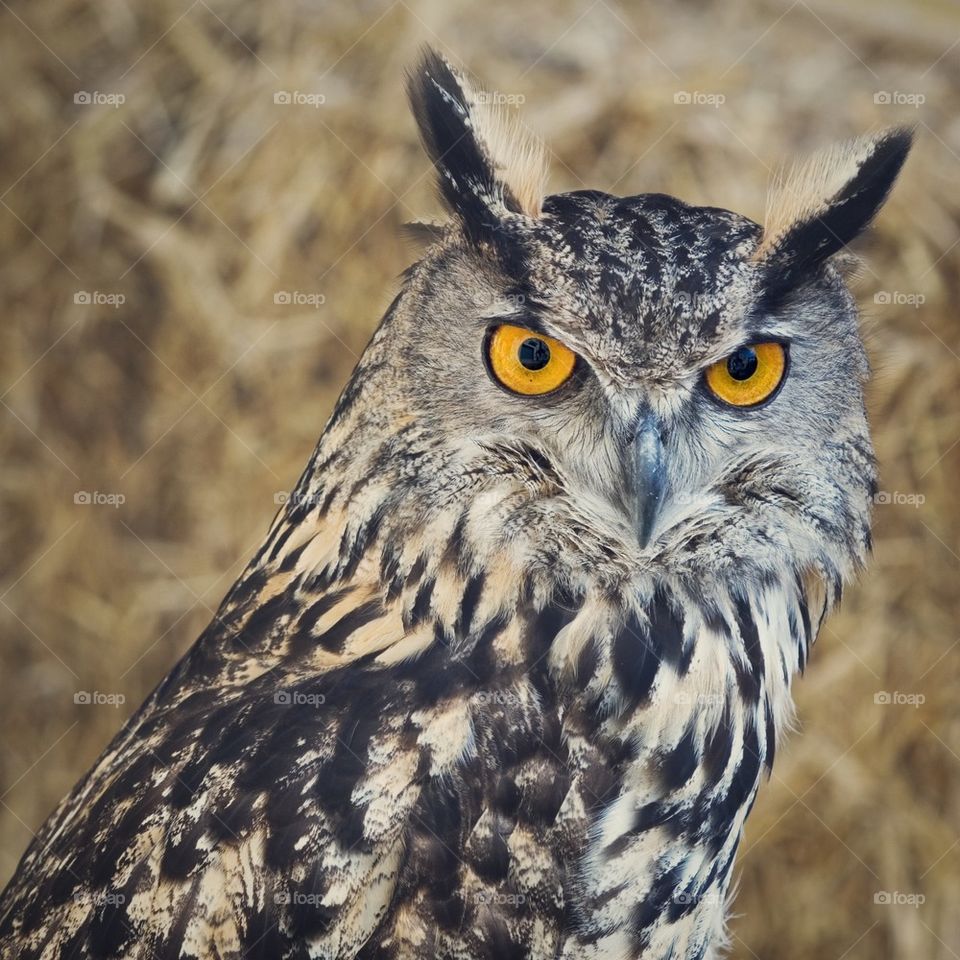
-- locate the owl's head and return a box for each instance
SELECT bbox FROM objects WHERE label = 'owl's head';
[306,49,910,604]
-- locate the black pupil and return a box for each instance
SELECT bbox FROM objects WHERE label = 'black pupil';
[727,347,758,381]
[518,338,551,371]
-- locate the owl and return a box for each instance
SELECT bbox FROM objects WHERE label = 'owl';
[0,48,910,960]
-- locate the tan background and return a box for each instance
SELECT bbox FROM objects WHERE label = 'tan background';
[1,0,958,956]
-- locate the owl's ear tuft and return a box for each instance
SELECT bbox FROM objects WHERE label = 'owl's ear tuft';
[753,127,912,288]
[406,47,546,240]
[401,219,447,248]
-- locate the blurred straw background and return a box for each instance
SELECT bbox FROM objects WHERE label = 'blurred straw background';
[1,0,958,956]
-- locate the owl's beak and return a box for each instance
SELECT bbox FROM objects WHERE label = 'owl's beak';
[629,412,667,549]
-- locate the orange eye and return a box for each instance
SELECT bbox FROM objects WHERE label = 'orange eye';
[704,342,787,407]
[486,324,577,396]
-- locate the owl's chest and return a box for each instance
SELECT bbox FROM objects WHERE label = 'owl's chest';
[380,580,800,957]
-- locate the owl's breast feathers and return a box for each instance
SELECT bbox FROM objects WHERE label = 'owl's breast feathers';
[0,491,820,960]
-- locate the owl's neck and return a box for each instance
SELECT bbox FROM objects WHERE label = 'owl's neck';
[189,417,836,692]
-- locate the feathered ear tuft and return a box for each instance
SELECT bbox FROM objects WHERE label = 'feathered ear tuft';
[753,127,912,288]
[406,47,546,241]
[401,219,447,248]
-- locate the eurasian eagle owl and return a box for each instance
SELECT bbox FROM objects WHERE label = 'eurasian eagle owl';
[0,48,911,960]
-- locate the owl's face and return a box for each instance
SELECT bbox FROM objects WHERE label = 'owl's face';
[317,52,908,596]
[388,190,870,571]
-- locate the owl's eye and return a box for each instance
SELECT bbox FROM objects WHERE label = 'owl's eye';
[486,324,577,396]
[704,342,788,407]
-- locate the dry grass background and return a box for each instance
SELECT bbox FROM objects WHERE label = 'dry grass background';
[1,0,958,956]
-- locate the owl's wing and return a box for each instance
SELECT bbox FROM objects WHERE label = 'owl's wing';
[0,558,436,959]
